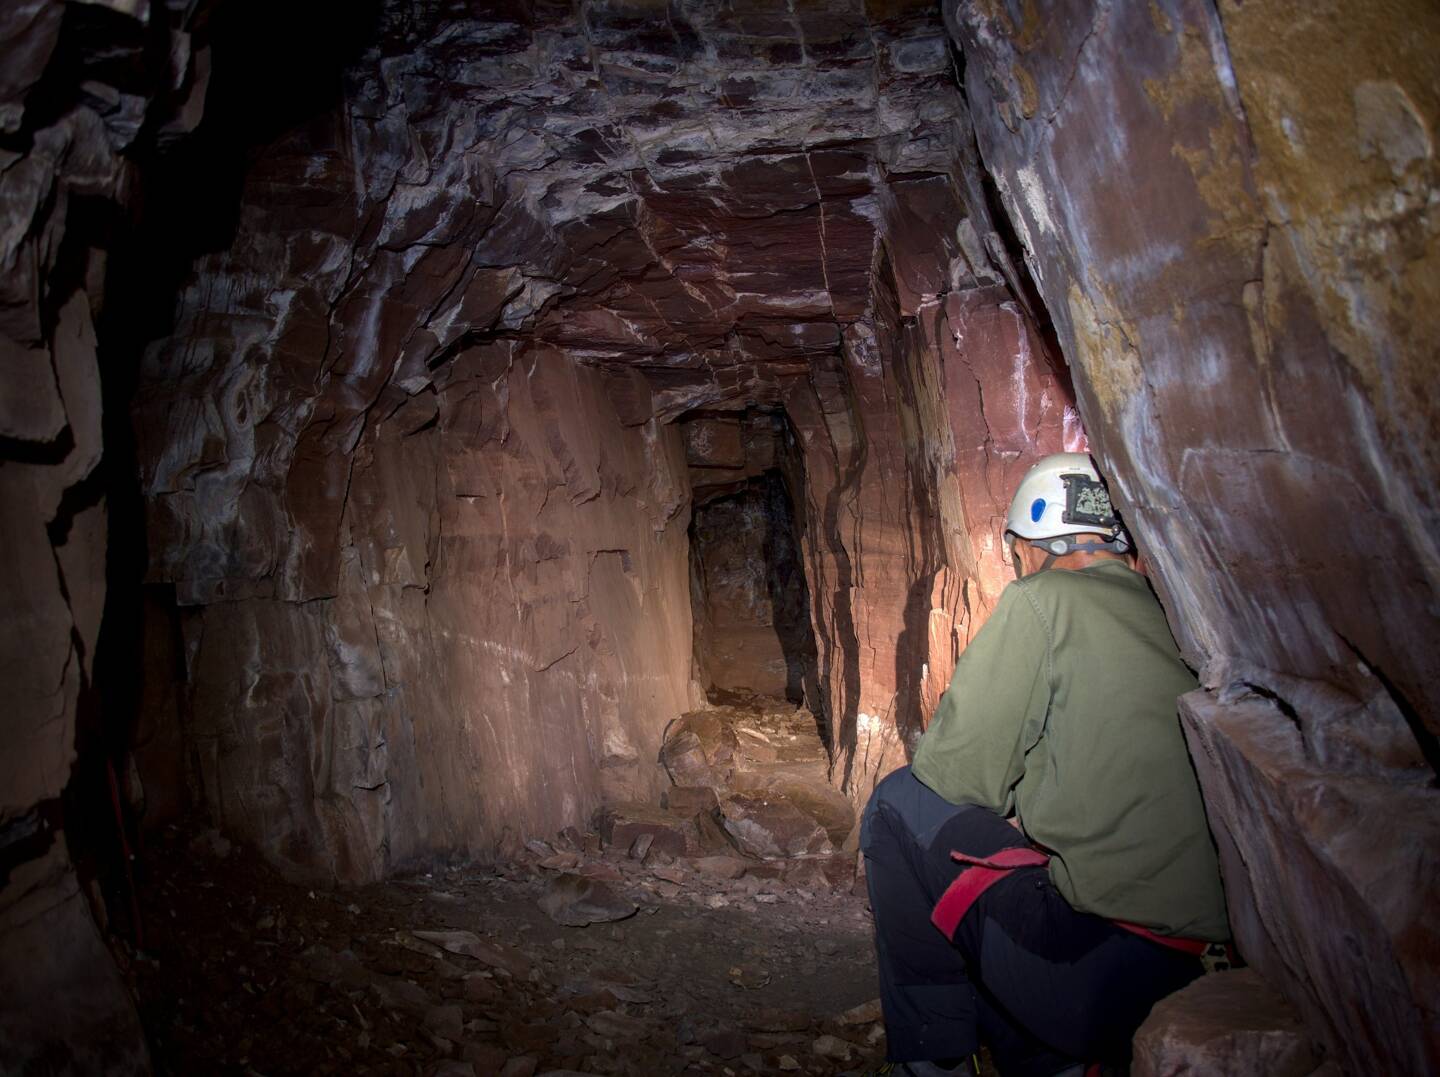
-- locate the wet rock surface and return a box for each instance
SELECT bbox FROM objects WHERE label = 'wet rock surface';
[132,823,885,1076]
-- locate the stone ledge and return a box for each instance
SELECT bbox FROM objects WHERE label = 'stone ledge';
[1133,969,1325,1077]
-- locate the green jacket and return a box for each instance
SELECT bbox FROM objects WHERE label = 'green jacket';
[912,560,1229,942]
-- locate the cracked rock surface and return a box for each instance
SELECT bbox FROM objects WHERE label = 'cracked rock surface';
[130,0,1075,890]
[2,1,1436,1074]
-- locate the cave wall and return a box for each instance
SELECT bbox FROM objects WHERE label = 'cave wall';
[945,0,1440,1071]
[131,0,1075,848]
[0,1,213,1068]
[151,345,698,883]
[772,215,1077,797]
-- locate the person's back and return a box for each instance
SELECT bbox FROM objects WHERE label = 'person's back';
[862,453,1230,1077]
[1002,561,1226,939]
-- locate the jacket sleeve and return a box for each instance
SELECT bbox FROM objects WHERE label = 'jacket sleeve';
[911,582,1051,813]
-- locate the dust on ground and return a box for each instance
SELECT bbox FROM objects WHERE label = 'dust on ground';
[128,822,887,1077]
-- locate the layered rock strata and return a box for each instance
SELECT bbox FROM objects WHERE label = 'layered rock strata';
[133,0,1073,882]
[0,0,214,1069]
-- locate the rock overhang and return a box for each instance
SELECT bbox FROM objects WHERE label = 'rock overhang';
[322,0,973,415]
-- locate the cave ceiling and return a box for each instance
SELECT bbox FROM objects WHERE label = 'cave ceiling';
[230,0,981,422]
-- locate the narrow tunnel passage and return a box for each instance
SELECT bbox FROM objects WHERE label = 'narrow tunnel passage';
[689,469,816,709]
[2,0,1437,1075]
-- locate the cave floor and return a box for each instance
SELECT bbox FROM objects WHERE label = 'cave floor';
[127,824,891,1076]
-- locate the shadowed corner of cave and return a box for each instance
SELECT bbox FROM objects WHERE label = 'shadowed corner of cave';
[3,1,1438,1075]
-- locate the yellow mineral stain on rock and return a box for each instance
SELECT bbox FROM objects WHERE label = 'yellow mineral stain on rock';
[1219,0,1440,479]
[1170,125,1265,257]
[1148,0,1174,37]
[1013,63,1039,119]
[1014,0,1044,53]
[1140,21,1266,259]
[1140,23,1219,125]
[1066,282,1143,425]
[970,0,1042,52]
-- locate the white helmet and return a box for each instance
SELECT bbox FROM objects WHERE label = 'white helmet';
[1005,452,1131,556]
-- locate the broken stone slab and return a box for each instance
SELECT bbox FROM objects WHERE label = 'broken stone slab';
[538,873,637,927]
[411,930,532,978]
[661,786,720,816]
[812,1034,855,1061]
[758,778,856,846]
[425,1003,465,1042]
[660,711,739,787]
[576,860,624,882]
[462,973,500,1003]
[720,793,834,859]
[702,1027,747,1059]
[369,976,434,1016]
[1133,969,1325,1077]
[394,932,448,960]
[836,998,883,1026]
[1178,689,1440,1074]
[583,1009,650,1040]
[599,802,700,858]
[691,854,749,879]
[692,804,744,855]
[735,726,781,762]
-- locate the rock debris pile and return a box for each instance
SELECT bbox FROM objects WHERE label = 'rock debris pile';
[606,693,856,869]
[133,807,885,1077]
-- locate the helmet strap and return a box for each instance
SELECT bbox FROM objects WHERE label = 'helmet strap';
[1026,532,1132,572]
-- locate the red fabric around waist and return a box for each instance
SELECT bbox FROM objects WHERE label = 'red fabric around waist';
[929,846,1210,957]
[1110,920,1209,956]
[929,846,1050,939]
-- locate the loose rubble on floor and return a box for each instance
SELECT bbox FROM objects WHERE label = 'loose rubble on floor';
[129,698,896,1076]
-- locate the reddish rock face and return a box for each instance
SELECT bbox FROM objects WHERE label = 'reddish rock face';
[1133,969,1323,1077]
[947,0,1440,1071]
[0,1,211,1068]
[181,350,700,882]
[3,0,1433,1072]
[125,0,1072,879]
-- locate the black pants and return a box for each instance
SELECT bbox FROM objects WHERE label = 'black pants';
[860,767,1201,1076]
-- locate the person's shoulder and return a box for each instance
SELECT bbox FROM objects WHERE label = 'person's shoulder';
[1014,562,1146,606]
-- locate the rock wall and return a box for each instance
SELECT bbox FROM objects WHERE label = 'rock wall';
[773,280,1075,798]
[159,347,698,882]
[0,0,214,1068]
[132,0,1073,849]
[946,0,1440,1071]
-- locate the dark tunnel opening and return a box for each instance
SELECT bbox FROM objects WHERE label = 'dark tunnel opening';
[688,469,820,716]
